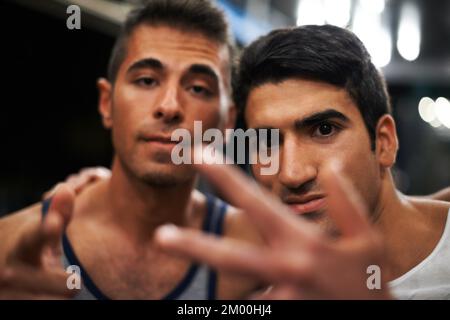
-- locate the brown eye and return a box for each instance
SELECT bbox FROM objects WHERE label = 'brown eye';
[190,85,212,97]
[312,122,340,138]
[318,123,333,136]
[135,77,157,87]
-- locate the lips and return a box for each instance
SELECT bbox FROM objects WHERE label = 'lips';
[284,196,326,215]
[139,134,180,152]
[141,135,177,143]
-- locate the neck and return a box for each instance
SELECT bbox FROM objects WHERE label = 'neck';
[100,157,196,242]
[372,170,442,280]
[371,171,404,227]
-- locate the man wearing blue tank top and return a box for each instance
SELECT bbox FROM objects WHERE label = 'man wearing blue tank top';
[0,0,262,299]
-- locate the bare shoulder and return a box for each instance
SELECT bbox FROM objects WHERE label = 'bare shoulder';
[0,203,42,264]
[408,196,450,229]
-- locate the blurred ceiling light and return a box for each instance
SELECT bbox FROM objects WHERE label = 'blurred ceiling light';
[418,97,436,123]
[296,0,325,26]
[435,97,450,129]
[397,2,421,61]
[323,0,351,27]
[430,118,443,128]
[352,2,391,67]
[359,0,386,14]
[297,0,351,27]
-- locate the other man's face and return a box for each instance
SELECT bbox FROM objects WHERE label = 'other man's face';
[101,25,232,186]
[246,79,382,233]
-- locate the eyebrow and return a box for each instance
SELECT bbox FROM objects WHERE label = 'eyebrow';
[294,109,350,129]
[127,58,163,74]
[125,59,219,84]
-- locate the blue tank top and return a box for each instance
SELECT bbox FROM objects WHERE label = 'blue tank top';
[41,193,227,300]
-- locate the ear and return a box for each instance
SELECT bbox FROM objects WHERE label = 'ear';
[224,104,237,144]
[375,114,399,168]
[97,78,113,129]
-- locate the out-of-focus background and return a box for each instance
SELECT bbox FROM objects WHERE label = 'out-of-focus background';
[0,0,449,216]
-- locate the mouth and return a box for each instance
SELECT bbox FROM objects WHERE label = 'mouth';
[283,196,326,216]
[139,135,180,150]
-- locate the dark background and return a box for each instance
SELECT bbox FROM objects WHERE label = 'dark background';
[0,1,114,214]
[0,0,449,216]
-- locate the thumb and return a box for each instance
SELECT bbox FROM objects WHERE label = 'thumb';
[46,183,75,225]
[9,185,75,267]
[42,183,75,258]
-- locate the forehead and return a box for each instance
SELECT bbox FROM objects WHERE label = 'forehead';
[245,79,361,127]
[120,25,230,78]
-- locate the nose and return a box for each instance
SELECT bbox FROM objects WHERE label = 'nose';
[153,85,184,124]
[278,138,318,190]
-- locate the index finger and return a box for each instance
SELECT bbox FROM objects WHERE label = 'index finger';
[193,147,318,242]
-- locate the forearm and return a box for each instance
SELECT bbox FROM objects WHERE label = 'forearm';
[429,187,450,202]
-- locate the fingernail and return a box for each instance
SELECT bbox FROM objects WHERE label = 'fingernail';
[96,167,111,178]
[156,224,180,243]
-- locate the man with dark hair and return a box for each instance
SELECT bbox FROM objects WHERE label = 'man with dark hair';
[234,25,390,150]
[107,0,234,84]
[0,0,262,299]
[155,25,450,299]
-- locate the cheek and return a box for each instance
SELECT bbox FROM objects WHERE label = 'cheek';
[114,80,160,112]
[338,137,376,180]
[187,102,222,129]
[204,110,222,128]
[346,160,380,213]
[112,86,152,128]
[336,142,380,207]
[251,164,275,189]
[315,128,378,188]
[110,97,143,152]
[110,112,132,155]
[341,150,376,180]
[111,104,134,141]
[325,126,373,165]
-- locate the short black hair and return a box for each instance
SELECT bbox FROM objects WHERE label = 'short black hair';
[233,25,391,149]
[108,0,233,83]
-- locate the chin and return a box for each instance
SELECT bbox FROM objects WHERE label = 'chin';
[139,163,195,187]
[119,151,195,187]
[316,217,341,238]
[140,172,181,187]
[300,211,339,238]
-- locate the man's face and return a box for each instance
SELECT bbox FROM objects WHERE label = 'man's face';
[100,25,232,186]
[246,79,382,233]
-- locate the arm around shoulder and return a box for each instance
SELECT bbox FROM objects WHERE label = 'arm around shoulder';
[429,187,450,202]
[0,203,42,266]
